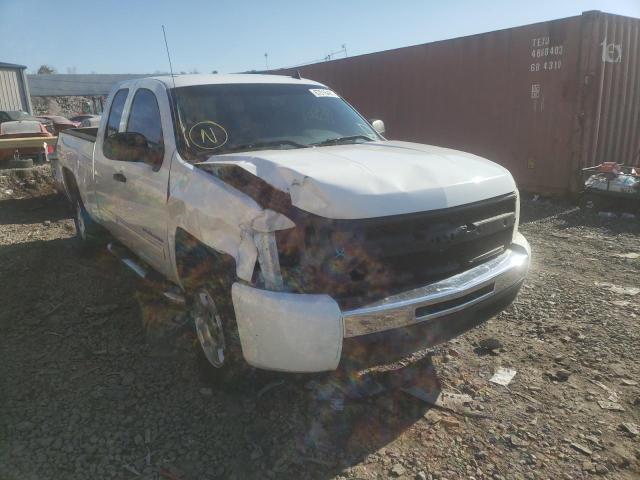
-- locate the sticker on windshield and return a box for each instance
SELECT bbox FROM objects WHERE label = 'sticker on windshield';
[309,89,339,98]
[188,121,228,150]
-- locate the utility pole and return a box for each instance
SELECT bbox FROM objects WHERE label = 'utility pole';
[342,44,348,57]
[264,53,269,70]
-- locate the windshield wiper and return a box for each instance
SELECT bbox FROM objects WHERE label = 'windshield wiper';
[219,139,308,153]
[311,135,375,146]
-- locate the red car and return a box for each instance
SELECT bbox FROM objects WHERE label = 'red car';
[35,115,80,135]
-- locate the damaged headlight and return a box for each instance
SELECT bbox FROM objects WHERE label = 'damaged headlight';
[254,231,284,290]
[251,210,295,291]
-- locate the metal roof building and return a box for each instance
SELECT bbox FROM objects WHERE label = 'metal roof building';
[27,74,147,97]
[0,62,33,113]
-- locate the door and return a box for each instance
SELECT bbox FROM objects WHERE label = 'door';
[113,87,171,273]
[94,87,129,232]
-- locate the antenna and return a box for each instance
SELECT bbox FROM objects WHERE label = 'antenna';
[162,25,177,90]
[162,25,189,147]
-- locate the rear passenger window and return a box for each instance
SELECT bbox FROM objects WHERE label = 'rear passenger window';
[126,89,164,167]
[104,89,128,139]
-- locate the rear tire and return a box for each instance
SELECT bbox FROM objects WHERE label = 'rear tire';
[72,197,106,252]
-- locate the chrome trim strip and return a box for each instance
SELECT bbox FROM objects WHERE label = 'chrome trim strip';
[342,243,530,338]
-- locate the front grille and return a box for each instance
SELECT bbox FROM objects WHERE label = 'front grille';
[277,193,517,310]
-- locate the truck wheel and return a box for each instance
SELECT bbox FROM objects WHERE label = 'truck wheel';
[190,286,249,385]
[72,198,105,251]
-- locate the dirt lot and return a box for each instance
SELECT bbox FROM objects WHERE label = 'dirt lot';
[1,167,639,480]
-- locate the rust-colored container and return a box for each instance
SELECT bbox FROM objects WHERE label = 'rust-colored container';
[273,11,640,194]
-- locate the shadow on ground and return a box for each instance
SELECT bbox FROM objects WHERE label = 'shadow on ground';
[520,197,640,235]
[0,193,70,225]
[1,194,438,480]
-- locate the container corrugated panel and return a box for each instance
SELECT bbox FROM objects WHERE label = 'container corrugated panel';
[574,11,640,186]
[0,68,27,111]
[273,11,640,194]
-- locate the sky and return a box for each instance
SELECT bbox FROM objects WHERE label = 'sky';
[1,0,639,74]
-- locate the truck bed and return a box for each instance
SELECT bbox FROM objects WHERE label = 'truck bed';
[62,127,99,142]
[55,128,98,195]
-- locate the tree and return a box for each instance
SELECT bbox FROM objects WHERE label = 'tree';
[37,65,56,74]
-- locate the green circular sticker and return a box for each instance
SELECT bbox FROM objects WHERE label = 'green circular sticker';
[188,121,228,150]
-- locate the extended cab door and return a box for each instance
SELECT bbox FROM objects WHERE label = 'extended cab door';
[93,88,129,231]
[94,80,174,277]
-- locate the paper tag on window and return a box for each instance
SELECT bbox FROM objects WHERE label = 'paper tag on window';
[309,89,339,98]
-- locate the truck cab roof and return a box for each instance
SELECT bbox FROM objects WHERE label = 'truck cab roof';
[118,73,325,90]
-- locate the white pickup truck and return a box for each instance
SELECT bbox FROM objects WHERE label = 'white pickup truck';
[54,74,530,377]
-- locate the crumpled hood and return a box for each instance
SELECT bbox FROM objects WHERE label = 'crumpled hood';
[200,140,516,219]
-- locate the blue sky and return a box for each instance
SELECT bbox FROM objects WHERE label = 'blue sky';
[1,0,639,74]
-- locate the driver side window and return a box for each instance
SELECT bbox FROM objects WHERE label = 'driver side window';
[126,88,164,168]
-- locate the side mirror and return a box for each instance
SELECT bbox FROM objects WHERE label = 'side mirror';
[104,132,157,165]
[370,119,386,136]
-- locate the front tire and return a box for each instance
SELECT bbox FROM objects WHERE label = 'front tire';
[190,286,249,385]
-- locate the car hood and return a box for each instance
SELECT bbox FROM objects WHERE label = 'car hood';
[200,140,516,219]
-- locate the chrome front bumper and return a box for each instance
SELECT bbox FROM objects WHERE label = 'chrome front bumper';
[342,233,530,338]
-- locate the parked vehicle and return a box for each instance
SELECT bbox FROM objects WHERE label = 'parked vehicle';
[54,74,530,377]
[0,120,54,167]
[69,114,99,124]
[35,115,79,135]
[79,115,101,128]
[0,110,54,134]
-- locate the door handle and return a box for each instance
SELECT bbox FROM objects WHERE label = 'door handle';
[113,172,127,183]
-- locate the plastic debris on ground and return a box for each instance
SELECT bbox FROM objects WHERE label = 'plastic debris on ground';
[595,282,640,296]
[612,252,640,259]
[597,400,625,412]
[570,442,593,456]
[619,423,639,436]
[307,356,438,410]
[489,367,517,386]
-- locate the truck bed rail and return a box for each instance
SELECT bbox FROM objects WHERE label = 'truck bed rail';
[61,128,98,143]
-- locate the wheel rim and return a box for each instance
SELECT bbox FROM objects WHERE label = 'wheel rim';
[75,202,86,240]
[193,290,226,368]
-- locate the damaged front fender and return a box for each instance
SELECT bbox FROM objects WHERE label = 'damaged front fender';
[167,155,295,287]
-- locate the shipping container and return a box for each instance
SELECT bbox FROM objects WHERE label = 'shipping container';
[272,11,640,194]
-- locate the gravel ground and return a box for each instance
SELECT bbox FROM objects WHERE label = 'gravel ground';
[1,168,639,480]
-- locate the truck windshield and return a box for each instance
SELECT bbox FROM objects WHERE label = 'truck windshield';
[171,83,380,160]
